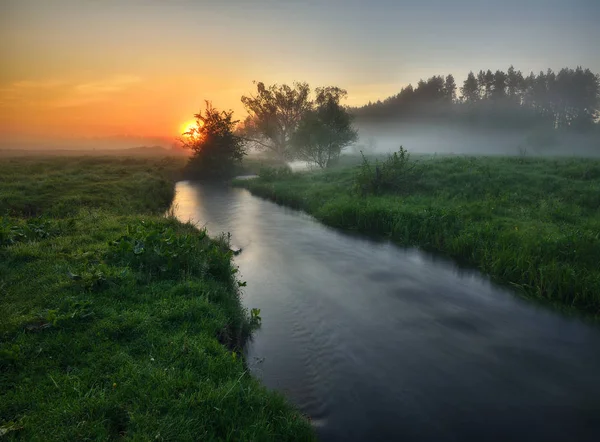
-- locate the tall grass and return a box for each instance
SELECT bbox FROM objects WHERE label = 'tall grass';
[236,154,600,317]
[0,156,314,440]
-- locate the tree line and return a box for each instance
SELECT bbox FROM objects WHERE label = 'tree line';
[352,66,600,131]
[181,66,600,180]
[181,82,358,179]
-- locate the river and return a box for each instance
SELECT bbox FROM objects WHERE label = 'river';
[171,181,600,442]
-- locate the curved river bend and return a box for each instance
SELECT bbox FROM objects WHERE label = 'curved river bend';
[172,181,600,442]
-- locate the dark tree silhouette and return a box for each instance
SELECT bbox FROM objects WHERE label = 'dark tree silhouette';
[443,74,457,103]
[483,70,495,100]
[476,70,486,99]
[506,65,524,103]
[181,102,246,180]
[491,70,507,102]
[461,72,479,103]
[350,65,599,137]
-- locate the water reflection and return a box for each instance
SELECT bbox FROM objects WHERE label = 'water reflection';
[172,181,600,442]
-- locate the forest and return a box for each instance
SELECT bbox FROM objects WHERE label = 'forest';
[351,66,600,136]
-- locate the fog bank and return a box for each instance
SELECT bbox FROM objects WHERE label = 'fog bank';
[349,123,600,157]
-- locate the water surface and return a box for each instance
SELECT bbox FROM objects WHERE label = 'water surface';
[172,181,600,442]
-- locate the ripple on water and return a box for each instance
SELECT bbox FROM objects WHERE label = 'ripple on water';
[434,314,491,335]
[172,181,600,442]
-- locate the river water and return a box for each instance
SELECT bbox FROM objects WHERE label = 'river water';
[172,181,600,442]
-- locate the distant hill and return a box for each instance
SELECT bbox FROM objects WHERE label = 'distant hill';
[0,145,188,158]
[125,145,169,154]
[0,135,183,153]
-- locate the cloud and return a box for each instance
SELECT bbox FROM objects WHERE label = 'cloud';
[54,75,143,107]
[73,75,142,96]
[0,75,142,109]
[0,79,68,107]
[10,80,67,89]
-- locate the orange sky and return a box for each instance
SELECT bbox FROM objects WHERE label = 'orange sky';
[0,0,403,144]
[0,74,251,138]
[1,0,597,147]
[0,73,394,141]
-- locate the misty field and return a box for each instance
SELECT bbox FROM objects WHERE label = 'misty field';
[0,157,314,440]
[237,154,600,317]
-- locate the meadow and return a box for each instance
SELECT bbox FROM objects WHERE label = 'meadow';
[236,153,600,317]
[0,156,314,440]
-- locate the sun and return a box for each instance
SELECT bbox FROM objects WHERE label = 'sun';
[179,119,199,136]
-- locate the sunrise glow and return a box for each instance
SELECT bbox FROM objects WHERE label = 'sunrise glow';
[180,120,199,136]
[1,0,597,151]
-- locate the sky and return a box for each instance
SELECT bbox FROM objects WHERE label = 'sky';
[1,0,599,147]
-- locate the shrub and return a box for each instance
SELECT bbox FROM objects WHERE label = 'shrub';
[181,102,247,181]
[258,166,293,182]
[353,146,420,195]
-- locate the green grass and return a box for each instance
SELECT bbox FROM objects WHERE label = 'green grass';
[0,156,314,441]
[0,156,186,217]
[236,154,600,317]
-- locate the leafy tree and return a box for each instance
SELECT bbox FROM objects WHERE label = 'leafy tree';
[444,74,457,103]
[240,81,312,161]
[476,70,486,99]
[291,87,358,168]
[506,65,524,102]
[531,70,551,117]
[399,84,415,101]
[491,70,507,101]
[483,69,495,99]
[522,72,538,108]
[416,75,446,102]
[554,67,600,129]
[181,102,246,180]
[461,71,479,102]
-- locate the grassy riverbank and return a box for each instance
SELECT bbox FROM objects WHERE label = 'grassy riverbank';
[236,154,600,317]
[0,156,314,440]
